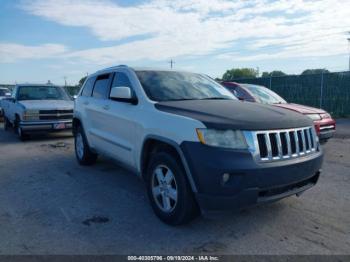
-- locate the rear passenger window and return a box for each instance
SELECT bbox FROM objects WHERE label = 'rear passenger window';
[112,72,132,88]
[92,74,112,99]
[81,77,95,97]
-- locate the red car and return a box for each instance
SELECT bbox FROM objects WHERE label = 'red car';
[222,82,336,143]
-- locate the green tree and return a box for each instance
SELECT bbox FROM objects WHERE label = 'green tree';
[301,69,329,75]
[262,70,287,77]
[78,76,87,87]
[222,68,258,80]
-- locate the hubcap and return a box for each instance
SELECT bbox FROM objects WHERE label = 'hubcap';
[75,132,84,159]
[152,165,178,213]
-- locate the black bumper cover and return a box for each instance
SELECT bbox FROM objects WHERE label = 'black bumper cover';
[180,142,323,211]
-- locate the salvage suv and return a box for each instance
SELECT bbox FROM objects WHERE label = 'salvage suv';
[73,66,323,225]
[2,84,74,140]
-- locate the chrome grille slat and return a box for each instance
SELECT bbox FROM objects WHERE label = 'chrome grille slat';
[301,130,306,154]
[294,131,300,155]
[264,133,272,160]
[306,129,312,152]
[276,132,283,159]
[253,126,318,163]
[285,132,291,156]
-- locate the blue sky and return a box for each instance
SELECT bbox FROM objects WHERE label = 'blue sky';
[1,0,350,85]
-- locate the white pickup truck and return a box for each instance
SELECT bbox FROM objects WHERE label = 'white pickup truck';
[2,84,74,140]
[0,87,12,118]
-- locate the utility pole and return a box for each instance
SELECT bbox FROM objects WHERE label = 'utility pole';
[347,32,350,71]
[168,59,175,69]
[63,76,67,87]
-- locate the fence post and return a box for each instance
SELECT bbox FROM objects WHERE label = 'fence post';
[320,72,324,108]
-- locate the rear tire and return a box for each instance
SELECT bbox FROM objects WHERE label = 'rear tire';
[146,150,199,225]
[74,125,97,165]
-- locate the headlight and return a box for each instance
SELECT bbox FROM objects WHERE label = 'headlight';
[306,114,321,121]
[196,129,248,149]
[320,113,331,119]
[23,110,39,120]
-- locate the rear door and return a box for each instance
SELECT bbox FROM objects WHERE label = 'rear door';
[85,73,114,151]
[76,76,96,142]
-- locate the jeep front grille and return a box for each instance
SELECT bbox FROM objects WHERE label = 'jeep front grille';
[252,127,318,162]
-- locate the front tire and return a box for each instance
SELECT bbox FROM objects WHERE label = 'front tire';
[14,117,29,141]
[74,125,97,165]
[4,116,11,131]
[146,150,199,225]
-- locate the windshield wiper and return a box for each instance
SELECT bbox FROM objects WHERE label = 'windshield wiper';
[164,97,232,101]
[165,98,197,101]
[198,97,232,100]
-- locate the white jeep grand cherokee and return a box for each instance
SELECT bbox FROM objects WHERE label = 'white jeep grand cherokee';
[73,65,323,225]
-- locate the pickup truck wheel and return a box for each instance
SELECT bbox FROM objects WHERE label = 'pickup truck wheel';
[14,118,29,141]
[74,125,97,165]
[146,151,199,225]
[4,117,11,131]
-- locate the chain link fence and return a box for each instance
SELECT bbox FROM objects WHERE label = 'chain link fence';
[231,71,350,117]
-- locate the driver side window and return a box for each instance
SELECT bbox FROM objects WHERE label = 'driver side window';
[112,72,132,88]
[109,72,135,100]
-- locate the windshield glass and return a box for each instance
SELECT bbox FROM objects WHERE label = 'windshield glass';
[0,89,10,96]
[242,84,287,104]
[135,70,236,102]
[17,86,71,101]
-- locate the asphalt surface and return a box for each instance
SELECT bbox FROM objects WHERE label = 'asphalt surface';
[0,122,349,255]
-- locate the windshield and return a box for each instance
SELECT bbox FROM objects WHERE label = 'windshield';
[135,70,236,102]
[242,84,287,104]
[0,89,10,96]
[17,86,71,101]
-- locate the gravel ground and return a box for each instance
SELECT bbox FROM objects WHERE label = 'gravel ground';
[0,122,349,255]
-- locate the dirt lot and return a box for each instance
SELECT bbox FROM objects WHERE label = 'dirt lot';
[0,121,349,255]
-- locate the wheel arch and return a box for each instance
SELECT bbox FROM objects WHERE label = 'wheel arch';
[72,117,82,135]
[140,135,198,193]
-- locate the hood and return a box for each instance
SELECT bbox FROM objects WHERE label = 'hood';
[273,103,325,114]
[155,100,313,130]
[18,100,74,110]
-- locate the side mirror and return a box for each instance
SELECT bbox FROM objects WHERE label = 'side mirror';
[110,86,137,104]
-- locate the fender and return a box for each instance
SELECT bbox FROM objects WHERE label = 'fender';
[140,134,198,193]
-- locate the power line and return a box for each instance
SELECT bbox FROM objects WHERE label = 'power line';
[347,32,350,71]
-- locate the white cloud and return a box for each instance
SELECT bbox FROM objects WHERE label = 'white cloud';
[10,0,350,65]
[0,43,67,63]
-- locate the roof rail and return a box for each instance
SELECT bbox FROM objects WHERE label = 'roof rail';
[97,65,128,73]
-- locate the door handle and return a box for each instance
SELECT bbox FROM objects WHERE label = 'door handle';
[102,105,110,110]
[83,101,89,105]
